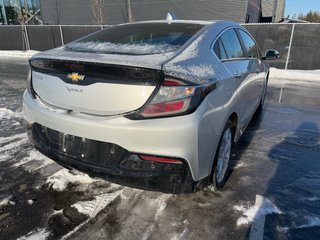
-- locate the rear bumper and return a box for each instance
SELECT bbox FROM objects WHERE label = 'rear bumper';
[23,91,216,188]
[26,123,209,193]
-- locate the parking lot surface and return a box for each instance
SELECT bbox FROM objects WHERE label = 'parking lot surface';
[0,57,320,240]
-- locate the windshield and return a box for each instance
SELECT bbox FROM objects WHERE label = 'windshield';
[66,22,205,55]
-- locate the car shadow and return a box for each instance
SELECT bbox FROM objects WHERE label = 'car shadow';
[244,121,320,240]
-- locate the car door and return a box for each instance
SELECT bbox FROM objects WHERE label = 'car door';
[237,29,264,113]
[217,28,255,131]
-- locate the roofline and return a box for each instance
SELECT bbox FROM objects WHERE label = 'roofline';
[116,20,217,26]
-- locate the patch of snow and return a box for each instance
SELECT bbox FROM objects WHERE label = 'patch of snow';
[72,190,122,218]
[277,216,320,233]
[172,33,205,62]
[234,162,248,169]
[269,68,320,85]
[0,196,12,207]
[234,195,282,226]
[0,108,21,119]
[17,228,50,240]
[0,50,40,58]
[27,199,34,205]
[165,63,215,81]
[0,133,28,162]
[36,47,174,69]
[305,197,320,201]
[67,41,179,55]
[46,169,97,191]
[0,133,26,145]
[13,149,52,170]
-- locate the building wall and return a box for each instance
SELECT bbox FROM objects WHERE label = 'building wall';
[275,0,285,22]
[246,0,262,23]
[40,0,251,25]
[261,0,285,22]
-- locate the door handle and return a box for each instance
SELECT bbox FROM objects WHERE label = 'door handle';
[234,73,241,79]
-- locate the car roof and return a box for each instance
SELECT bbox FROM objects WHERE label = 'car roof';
[117,20,216,26]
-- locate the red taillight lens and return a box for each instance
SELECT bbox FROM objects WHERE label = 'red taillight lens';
[125,77,218,119]
[139,155,182,164]
[141,98,191,117]
[162,79,186,86]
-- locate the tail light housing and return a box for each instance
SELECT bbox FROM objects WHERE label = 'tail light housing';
[126,77,217,119]
[26,69,37,99]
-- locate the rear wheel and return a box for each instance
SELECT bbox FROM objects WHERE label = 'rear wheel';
[212,120,234,190]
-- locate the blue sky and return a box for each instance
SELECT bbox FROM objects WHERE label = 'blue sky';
[285,0,320,17]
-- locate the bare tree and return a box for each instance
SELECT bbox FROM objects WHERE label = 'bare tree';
[91,0,107,25]
[52,0,61,24]
[126,0,133,22]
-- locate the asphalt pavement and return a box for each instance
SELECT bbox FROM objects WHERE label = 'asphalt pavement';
[0,56,320,240]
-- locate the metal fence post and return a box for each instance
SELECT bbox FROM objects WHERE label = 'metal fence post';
[59,25,65,45]
[285,23,295,70]
[24,25,30,50]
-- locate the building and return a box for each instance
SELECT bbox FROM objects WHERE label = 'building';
[261,0,286,22]
[0,0,285,25]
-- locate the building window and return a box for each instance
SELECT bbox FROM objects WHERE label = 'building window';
[246,14,250,23]
[1,0,42,25]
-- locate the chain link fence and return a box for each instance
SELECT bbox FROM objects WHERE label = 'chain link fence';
[0,23,319,70]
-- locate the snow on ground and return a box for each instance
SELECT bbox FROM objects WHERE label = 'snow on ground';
[13,149,52,170]
[0,50,40,58]
[278,216,320,233]
[16,228,50,240]
[0,196,15,207]
[46,169,98,191]
[234,195,282,226]
[72,189,122,218]
[0,108,21,119]
[269,67,320,86]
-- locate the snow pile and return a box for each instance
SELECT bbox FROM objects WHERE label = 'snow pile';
[67,41,179,55]
[270,68,320,82]
[72,190,122,218]
[0,50,40,58]
[234,195,282,226]
[46,169,97,191]
[17,228,50,240]
[0,108,21,119]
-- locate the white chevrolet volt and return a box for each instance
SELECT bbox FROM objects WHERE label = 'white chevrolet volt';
[23,20,279,193]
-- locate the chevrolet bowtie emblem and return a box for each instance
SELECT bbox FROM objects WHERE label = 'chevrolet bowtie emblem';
[67,73,85,82]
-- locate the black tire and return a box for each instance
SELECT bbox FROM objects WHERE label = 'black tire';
[212,120,234,190]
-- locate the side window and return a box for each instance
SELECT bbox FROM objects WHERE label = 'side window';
[238,30,259,59]
[213,38,227,60]
[220,29,244,59]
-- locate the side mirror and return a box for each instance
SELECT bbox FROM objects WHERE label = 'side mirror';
[263,49,280,60]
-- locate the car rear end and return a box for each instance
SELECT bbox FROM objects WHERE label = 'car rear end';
[23,21,215,193]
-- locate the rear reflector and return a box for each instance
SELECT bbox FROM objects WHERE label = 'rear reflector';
[139,155,182,164]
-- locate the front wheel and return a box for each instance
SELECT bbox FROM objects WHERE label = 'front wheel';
[212,120,234,190]
[257,73,269,112]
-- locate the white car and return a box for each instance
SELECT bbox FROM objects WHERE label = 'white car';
[23,20,278,193]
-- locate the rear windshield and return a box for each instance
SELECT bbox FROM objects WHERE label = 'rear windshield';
[66,23,205,55]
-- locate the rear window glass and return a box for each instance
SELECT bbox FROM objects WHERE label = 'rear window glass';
[66,23,205,55]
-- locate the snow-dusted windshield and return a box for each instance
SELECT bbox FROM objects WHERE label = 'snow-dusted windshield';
[66,23,205,55]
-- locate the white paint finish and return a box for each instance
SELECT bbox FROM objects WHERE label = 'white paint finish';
[23,91,215,181]
[32,71,156,115]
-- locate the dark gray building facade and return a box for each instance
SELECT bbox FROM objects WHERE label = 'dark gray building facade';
[0,0,285,25]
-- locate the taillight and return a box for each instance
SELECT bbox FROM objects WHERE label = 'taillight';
[126,77,217,119]
[26,69,36,99]
[139,155,182,164]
